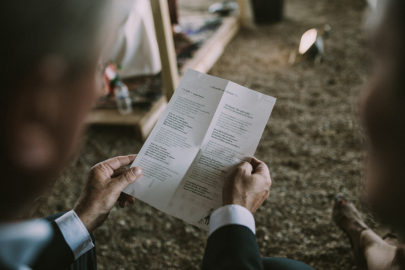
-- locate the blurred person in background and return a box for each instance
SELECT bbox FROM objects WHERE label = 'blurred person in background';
[0,0,314,269]
[0,1,143,269]
[333,0,405,269]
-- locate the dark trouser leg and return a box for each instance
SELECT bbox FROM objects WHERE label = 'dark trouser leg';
[263,257,314,270]
[45,213,97,270]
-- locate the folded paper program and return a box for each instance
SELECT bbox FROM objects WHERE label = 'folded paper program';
[124,69,276,229]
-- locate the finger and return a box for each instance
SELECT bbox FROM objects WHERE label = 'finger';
[103,155,137,170]
[118,192,136,204]
[92,155,137,178]
[112,166,142,191]
[237,161,253,176]
[127,196,136,204]
[250,157,270,178]
[112,167,127,178]
[118,193,126,203]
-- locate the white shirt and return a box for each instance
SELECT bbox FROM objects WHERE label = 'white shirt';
[56,205,255,259]
[208,204,255,236]
[54,210,94,259]
[55,207,256,259]
[0,219,52,270]
[0,205,254,269]
[54,205,255,258]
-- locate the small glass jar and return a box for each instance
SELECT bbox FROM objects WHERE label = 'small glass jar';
[114,81,132,115]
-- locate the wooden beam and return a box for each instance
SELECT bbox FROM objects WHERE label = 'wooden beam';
[87,8,241,141]
[150,0,179,100]
[87,96,167,140]
[180,17,239,74]
[238,0,247,26]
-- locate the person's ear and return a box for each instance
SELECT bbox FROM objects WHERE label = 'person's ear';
[9,56,68,172]
[11,122,57,172]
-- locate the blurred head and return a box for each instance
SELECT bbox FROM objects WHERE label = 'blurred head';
[0,0,109,219]
[361,0,405,233]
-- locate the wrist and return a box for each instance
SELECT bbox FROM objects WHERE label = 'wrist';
[223,198,251,213]
[73,206,95,233]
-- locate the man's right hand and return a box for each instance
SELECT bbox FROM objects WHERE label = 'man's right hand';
[223,157,271,214]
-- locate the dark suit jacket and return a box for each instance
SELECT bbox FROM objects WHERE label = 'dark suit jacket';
[31,218,75,270]
[202,225,263,270]
[33,223,258,270]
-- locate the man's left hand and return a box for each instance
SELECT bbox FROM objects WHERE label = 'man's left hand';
[73,154,142,232]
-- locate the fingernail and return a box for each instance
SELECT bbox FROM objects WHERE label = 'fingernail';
[133,167,142,176]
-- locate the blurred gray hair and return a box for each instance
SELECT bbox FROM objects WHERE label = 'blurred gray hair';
[0,0,110,84]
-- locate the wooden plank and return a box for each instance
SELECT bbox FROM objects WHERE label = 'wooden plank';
[237,0,254,27]
[137,97,167,139]
[180,16,240,74]
[87,12,240,140]
[238,0,247,26]
[87,96,167,140]
[150,0,179,100]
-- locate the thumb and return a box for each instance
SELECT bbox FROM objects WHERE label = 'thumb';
[112,167,142,191]
[250,158,270,178]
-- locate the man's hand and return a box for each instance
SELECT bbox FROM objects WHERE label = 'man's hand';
[73,155,142,232]
[223,157,271,214]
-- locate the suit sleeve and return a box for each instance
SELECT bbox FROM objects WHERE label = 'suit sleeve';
[31,218,75,270]
[202,224,264,270]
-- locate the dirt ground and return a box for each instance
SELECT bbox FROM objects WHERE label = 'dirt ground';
[33,0,375,269]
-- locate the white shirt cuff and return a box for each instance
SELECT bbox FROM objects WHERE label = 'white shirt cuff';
[208,204,255,236]
[54,210,94,260]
